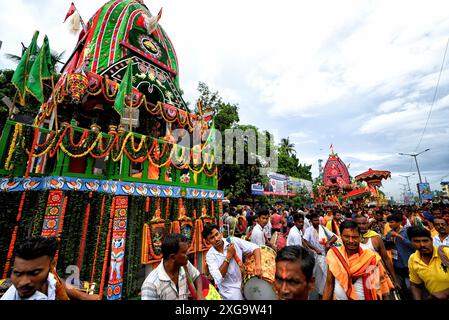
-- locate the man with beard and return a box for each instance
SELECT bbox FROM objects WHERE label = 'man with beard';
[323,221,391,300]
[407,226,449,300]
[274,245,315,300]
[433,218,449,247]
[203,223,261,300]
[141,233,204,300]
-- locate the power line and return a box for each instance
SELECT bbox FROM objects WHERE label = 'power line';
[415,37,449,152]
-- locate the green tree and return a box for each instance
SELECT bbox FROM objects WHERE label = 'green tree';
[196,82,239,132]
[280,137,296,156]
[277,143,312,181]
[196,82,313,203]
[197,83,271,203]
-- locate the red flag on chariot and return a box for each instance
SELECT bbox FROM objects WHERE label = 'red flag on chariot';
[63,2,77,22]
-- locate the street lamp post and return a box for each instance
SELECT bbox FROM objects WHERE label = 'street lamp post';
[399,173,415,193]
[399,183,407,204]
[398,148,430,204]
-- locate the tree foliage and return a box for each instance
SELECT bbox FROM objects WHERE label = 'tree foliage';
[196,82,312,203]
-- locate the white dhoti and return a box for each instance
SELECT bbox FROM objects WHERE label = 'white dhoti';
[313,253,328,296]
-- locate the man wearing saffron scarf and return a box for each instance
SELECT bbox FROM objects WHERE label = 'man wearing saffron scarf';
[323,220,391,300]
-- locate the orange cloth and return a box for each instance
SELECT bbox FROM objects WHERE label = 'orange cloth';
[383,223,391,237]
[147,164,160,180]
[326,246,391,300]
[323,214,333,226]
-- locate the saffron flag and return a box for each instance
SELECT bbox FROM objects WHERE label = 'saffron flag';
[63,2,77,22]
[114,60,134,116]
[329,143,333,150]
[11,31,39,106]
[27,35,53,104]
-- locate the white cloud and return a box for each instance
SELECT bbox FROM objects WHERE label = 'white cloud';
[377,98,405,113]
[359,93,449,135]
[345,152,392,162]
[289,131,309,139]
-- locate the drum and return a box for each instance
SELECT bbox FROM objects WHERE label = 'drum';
[270,231,286,251]
[242,245,277,300]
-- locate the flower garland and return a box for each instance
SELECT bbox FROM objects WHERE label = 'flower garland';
[4,123,22,171]
[77,192,93,270]
[2,192,27,278]
[90,194,106,283]
[15,122,217,177]
[99,196,116,299]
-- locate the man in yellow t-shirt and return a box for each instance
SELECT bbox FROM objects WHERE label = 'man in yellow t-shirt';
[407,226,449,300]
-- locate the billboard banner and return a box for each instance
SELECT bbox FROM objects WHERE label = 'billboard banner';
[265,172,288,195]
[300,179,313,194]
[251,173,313,197]
[288,177,302,194]
[417,183,433,201]
[251,183,265,196]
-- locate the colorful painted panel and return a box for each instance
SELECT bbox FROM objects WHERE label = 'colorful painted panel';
[0,177,223,200]
[107,196,128,300]
[101,56,187,110]
[41,190,65,237]
[185,188,224,200]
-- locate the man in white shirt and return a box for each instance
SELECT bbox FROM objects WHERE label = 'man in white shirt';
[263,220,272,241]
[202,223,261,300]
[287,213,307,247]
[1,237,59,300]
[251,208,270,246]
[141,233,204,300]
[303,213,338,297]
[433,218,449,247]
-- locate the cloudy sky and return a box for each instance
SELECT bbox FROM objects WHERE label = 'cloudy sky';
[1,0,449,201]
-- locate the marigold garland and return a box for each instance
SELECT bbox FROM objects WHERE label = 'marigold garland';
[4,123,22,171]
[25,127,40,177]
[99,197,116,298]
[12,122,217,177]
[90,194,106,283]
[2,192,27,278]
[77,192,93,270]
